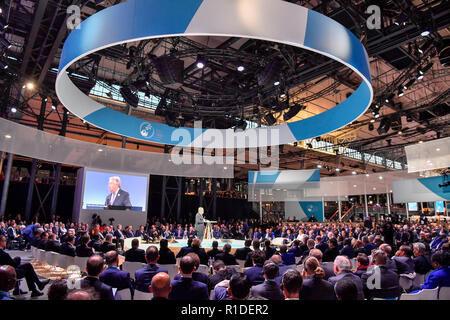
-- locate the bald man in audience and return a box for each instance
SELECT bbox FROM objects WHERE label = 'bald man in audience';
[0,265,16,300]
[150,272,172,300]
[66,289,92,300]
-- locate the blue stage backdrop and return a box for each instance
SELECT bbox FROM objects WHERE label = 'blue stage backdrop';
[82,169,149,212]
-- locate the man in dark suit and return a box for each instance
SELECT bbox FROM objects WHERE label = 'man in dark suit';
[208,260,236,292]
[76,235,94,257]
[393,245,415,274]
[379,244,399,274]
[244,250,266,286]
[150,272,172,300]
[362,236,377,256]
[169,255,209,300]
[207,241,222,260]
[176,237,193,258]
[339,238,356,259]
[323,238,340,262]
[361,250,400,300]
[105,176,131,208]
[157,239,176,265]
[250,261,284,300]
[99,251,133,296]
[315,236,328,253]
[413,242,432,274]
[263,240,277,260]
[59,235,76,257]
[79,255,114,300]
[269,254,291,285]
[45,233,60,253]
[99,234,116,254]
[282,269,303,300]
[37,232,49,250]
[173,252,209,285]
[124,226,134,238]
[134,225,146,238]
[215,244,238,266]
[234,239,252,261]
[134,246,168,292]
[280,245,295,266]
[0,235,49,297]
[186,238,208,266]
[0,265,16,300]
[124,239,146,263]
[174,225,185,239]
[328,255,365,300]
[288,240,303,257]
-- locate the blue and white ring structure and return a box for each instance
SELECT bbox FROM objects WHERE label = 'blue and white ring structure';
[56,0,373,148]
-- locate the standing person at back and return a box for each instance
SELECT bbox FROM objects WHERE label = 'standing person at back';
[169,255,209,300]
[134,246,168,292]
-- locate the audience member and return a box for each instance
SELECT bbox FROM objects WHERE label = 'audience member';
[124,239,146,263]
[135,246,168,292]
[281,269,303,300]
[150,272,172,300]
[169,255,209,300]
[79,255,114,300]
[300,256,336,300]
[250,261,284,300]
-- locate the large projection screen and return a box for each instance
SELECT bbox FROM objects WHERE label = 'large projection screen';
[73,168,149,229]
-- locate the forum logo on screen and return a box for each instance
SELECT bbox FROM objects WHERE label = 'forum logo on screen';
[140,122,155,138]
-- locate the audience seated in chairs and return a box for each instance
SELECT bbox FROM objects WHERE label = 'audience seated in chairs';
[280,244,295,266]
[393,245,416,274]
[99,234,116,254]
[334,277,359,300]
[124,239,146,263]
[76,235,94,257]
[244,240,261,268]
[207,241,222,260]
[59,235,76,257]
[99,251,133,294]
[234,239,252,261]
[354,253,370,278]
[208,260,236,292]
[417,251,450,290]
[413,242,433,275]
[244,249,266,286]
[308,249,334,280]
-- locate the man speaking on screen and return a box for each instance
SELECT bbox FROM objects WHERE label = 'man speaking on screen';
[105,176,132,209]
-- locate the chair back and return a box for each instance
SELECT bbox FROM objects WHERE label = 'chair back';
[159,264,179,280]
[400,287,439,300]
[236,259,246,269]
[133,290,153,300]
[322,262,334,270]
[38,249,47,264]
[197,264,210,276]
[413,273,426,288]
[116,288,132,300]
[122,261,146,279]
[227,265,241,273]
[58,254,75,270]
[399,275,414,291]
[438,287,450,300]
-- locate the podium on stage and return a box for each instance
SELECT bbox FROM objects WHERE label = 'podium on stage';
[203,219,217,240]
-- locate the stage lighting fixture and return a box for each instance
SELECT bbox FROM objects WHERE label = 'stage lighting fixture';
[264,113,277,125]
[0,60,7,70]
[120,86,139,108]
[51,105,56,110]
[283,103,305,121]
[403,78,416,90]
[418,39,434,54]
[26,82,34,90]
[154,55,184,84]
[385,94,394,103]
[394,13,408,26]
[317,164,322,168]
[274,81,280,86]
[377,117,392,135]
[237,65,245,72]
[10,107,16,113]
[336,168,340,172]
[352,171,357,175]
[257,59,281,87]
[234,119,248,132]
[0,16,8,30]
[421,30,430,37]
[397,87,404,97]
[368,123,374,131]
[195,55,205,69]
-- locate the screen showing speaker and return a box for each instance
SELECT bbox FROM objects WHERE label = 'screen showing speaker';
[82,169,149,212]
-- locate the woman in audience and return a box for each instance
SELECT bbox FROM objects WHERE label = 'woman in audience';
[299,257,336,300]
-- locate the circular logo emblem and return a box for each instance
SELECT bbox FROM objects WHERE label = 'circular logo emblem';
[140,122,155,138]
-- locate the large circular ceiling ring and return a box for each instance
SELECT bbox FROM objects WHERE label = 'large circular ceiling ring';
[56,0,373,148]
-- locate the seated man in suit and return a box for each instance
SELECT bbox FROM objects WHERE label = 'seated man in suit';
[37,232,49,250]
[176,237,193,258]
[187,238,209,266]
[88,234,102,252]
[250,261,284,300]
[244,249,266,286]
[378,243,399,274]
[280,245,295,266]
[323,238,340,262]
[393,245,415,274]
[113,225,125,250]
[234,239,252,261]
[339,238,356,259]
[328,255,365,300]
[157,239,176,265]
[0,265,16,300]
[300,256,336,300]
[413,242,433,275]
[59,235,76,257]
[315,236,328,253]
[208,260,236,292]
[124,239,146,263]
[134,246,168,292]
[124,226,134,238]
[99,251,133,296]
[0,235,49,297]
[361,250,400,300]
[168,255,209,300]
[173,252,208,285]
[354,253,370,278]
[79,255,115,300]
[215,244,238,266]
[44,233,60,253]
[174,225,185,239]
[76,235,94,257]
[263,240,276,260]
[288,240,303,257]
[150,272,172,300]
[282,269,303,300]
[134,225,146,238]
[244,240,261,268]
[99,234,116,254]
[105,176,131,209]
[270,254,291,285]
[207,241,222,260]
